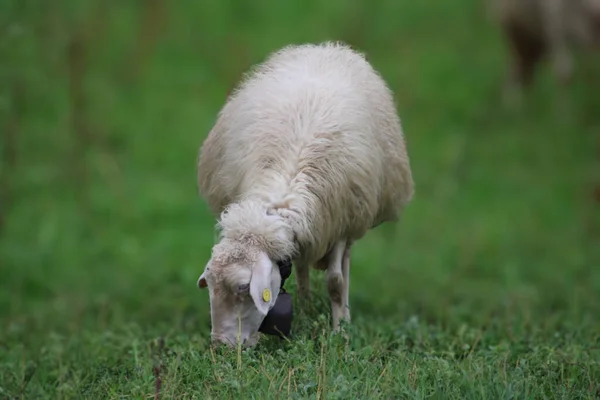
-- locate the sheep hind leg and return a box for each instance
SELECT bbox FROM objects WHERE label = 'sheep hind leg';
[341,242,351,323]
[326,240,350,332]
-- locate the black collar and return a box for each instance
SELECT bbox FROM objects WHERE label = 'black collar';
[276,257,292,293]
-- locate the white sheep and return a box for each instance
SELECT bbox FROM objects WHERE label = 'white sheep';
[488,0,600,106]
[196,41,414,348]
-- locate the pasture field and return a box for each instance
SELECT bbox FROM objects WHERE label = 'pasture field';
[1,0,599,398]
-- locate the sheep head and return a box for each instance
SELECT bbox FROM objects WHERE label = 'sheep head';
[197,239,282,348]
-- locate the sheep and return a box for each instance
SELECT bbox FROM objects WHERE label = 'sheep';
[488,0,600,106]
[196,41,414,348]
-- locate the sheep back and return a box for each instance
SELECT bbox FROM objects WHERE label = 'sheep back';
[198,42,414,264]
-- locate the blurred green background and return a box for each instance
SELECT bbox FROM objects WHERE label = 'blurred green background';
[1,0,599,398]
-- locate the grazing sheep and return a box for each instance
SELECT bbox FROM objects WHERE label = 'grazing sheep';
[489,0,600,105]
[196,41,414,348]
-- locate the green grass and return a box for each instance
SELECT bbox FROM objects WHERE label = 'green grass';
[1,0,600,398]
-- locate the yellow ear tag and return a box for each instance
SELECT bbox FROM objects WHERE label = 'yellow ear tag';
[262,288,271,302]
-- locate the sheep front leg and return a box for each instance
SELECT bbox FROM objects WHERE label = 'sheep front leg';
[501,18,545,108]
[326,240,351,332]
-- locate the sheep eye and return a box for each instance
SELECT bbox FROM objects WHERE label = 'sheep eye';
[237,283,250,293]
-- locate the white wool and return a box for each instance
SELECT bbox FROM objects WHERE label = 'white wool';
[198,41,414,268]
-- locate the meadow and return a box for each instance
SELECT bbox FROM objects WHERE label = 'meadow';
[1,0,599,398]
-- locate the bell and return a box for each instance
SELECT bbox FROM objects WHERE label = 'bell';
[259,291,293,338]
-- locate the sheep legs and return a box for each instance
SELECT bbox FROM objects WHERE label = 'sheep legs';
[500,9,573,115]
[501,18,545,107]
[326,240,351,332]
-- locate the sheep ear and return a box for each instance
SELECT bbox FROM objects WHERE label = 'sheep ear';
[250,256,274,315]
[197,265,210,289]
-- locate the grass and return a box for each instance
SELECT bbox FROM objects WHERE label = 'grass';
[1,0,600,398]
